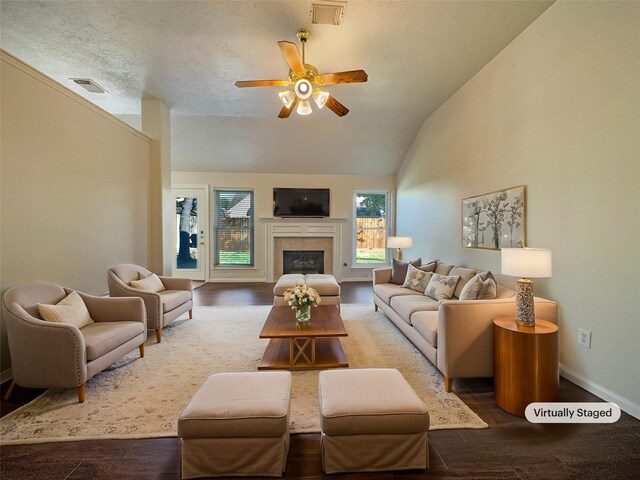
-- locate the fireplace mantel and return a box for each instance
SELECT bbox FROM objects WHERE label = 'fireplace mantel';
[264,219,343,282]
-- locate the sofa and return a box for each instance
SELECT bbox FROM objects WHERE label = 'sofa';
[373,261,558,392]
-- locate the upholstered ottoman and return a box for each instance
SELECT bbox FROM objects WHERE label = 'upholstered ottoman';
[273,273,341,310]
[319,368,429,473]
[178,372,292,478]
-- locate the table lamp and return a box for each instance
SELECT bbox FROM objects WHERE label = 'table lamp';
[501,248,552,326]
[387,236,412,261]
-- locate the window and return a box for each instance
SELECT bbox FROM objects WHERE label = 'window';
[213,190,254,266]
[354,191,388,265]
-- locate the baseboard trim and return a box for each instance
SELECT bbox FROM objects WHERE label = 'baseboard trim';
[341,277,372,282]
[206,278,266,283]
[560,364,639,420]
[1,368,13,384]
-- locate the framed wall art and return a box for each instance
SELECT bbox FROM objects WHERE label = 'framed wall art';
[462,185,526,250]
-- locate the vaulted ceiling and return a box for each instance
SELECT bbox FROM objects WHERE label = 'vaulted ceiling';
[1,0,553,174]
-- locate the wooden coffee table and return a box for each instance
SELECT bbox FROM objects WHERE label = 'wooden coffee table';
[258,305,348,370]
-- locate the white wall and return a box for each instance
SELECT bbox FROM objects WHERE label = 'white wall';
[396,2,640,416]
[172,171,395,282]
[0,51,151,374]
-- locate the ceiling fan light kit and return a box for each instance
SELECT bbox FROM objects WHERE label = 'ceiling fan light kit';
[297,99,313,115]
[235,28,367,118]
[294,78,313,99]
[312,89,330,109]
[279,90,296,109]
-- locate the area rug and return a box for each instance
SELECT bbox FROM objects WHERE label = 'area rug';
[0,304,487,444]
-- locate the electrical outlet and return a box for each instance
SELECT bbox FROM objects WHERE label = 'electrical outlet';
[578,328,592,349]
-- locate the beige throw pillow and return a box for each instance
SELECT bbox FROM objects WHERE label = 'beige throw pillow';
[425,274,460,301]
[130,273,165,292]
[402,264,433,293]
[477,278,498,299]
[458,274,484,300]
[38,291,94,329]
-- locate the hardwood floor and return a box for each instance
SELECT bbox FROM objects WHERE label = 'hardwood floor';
[1,282,638,479]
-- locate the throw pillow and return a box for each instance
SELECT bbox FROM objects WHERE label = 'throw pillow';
[477,278,498,299]
[390,258,421,285]
[419,261,437,273]
[425,274,460,301]
[458,274,484,300]
[130,273,165,292]
[478,271,496,283]
[402,264,433,293]
[38,291,94,329]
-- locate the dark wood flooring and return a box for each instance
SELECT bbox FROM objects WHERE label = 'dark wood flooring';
[1,282,638,479]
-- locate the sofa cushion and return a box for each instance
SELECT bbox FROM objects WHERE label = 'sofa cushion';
[390,258,421,285]
[401,264,433,293]
[450,267,478,298]
[305,274,340,296]
[434,262,454,275]
[159,290,192,312]
[82,321,144,361]
[425,274,460,301]
[390,295,438,325]
[273,274,305,295]
[374,283,421,305]
[319,369,429,436]
[178,372,292,438]
[411,311,438,348]
[497,285,516,299]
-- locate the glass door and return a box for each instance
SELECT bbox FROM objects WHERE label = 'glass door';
[173,187,208,280]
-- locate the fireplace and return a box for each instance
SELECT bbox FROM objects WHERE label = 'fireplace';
[283,250,325,275]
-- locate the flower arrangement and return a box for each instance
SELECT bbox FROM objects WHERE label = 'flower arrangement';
[283,284,321,322]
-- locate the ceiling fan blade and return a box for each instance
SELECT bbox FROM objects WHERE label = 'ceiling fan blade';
[278,97,299,119]
[317,69,368,85]
[325,95,349,117]
[235,79,290,88]
[277,41,305,74]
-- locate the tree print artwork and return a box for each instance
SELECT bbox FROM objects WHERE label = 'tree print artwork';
[462,186,525,250]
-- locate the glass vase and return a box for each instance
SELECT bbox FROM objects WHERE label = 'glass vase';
[295,305,311,323]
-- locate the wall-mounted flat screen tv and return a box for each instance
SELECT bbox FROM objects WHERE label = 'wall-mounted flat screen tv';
[273,188,330,217]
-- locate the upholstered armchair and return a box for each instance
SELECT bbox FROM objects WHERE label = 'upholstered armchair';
[2,283,146,403]
[107,264,193,343]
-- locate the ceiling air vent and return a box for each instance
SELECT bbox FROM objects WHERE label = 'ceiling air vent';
[310,0,346,26]
[70,78,107,94]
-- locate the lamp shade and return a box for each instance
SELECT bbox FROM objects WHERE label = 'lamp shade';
[296,100,312,115]
[502,248,552,278]
[387,236,413,249]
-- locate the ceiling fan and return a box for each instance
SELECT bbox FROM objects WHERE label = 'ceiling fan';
[235,29,368,118]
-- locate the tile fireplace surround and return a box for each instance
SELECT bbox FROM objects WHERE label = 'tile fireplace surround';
[264,219,344,282]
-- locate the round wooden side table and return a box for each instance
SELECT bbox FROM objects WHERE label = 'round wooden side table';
[493,317,559,417]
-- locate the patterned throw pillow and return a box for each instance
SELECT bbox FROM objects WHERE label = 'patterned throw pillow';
[402,264,434,293]
[390,258,421,285]
[38,290,94,329]
[477,278,498,299]
[130,273,165,292]
[458,274,484,300]
[425,274,461,301]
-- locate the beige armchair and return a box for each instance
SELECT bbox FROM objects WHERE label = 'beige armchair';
[108,264,193,343]
[2,283,146,403]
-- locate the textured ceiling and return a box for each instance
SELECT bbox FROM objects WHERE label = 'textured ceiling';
[1,0,553,174]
